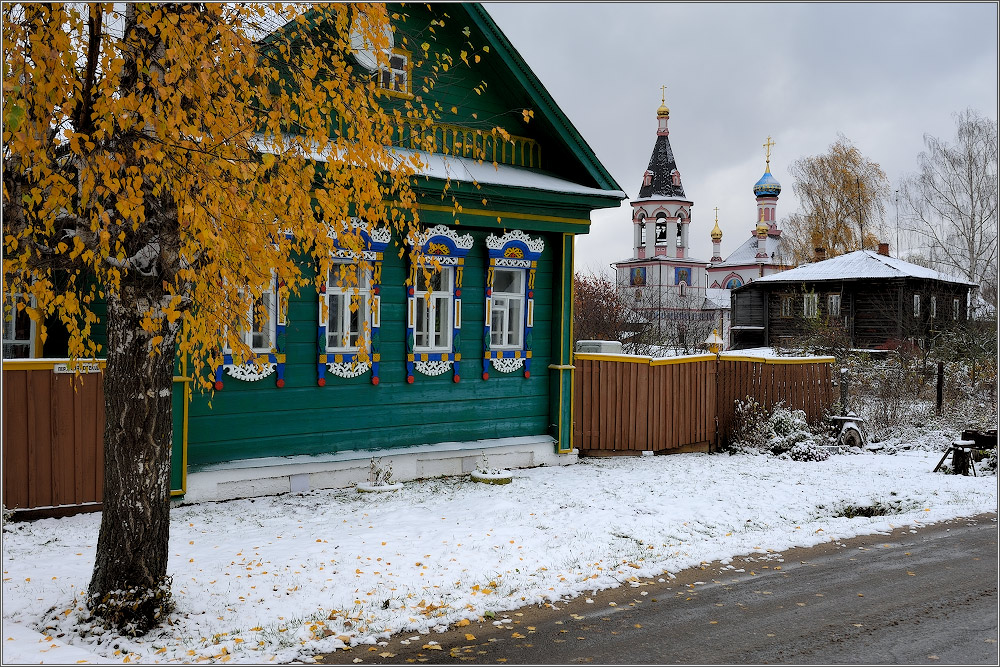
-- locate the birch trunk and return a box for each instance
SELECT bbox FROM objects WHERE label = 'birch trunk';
[87,289,178,634]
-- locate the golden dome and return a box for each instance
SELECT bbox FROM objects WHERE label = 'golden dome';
[657,102,670,118]
[757,220,769,235]
[711,219,723,241]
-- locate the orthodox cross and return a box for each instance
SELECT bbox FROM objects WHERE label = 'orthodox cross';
[714,206,719,223]
[660,84,667,103]
[763,136,775,169]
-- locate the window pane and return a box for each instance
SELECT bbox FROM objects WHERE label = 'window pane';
[494,269,523,294]
[434,295,450,347]
[491,300,506,346]
[327,294,345,348]
[416,269,443,292]
[415,296,429,348]
[507,299,522,346]
[252,293,272,349]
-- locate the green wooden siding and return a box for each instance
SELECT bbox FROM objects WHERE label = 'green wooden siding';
[184,227,563,467]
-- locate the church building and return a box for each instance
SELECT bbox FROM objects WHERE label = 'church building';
[706,137,793,291]
[614,96,721,351]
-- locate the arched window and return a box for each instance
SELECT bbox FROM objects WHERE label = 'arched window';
[725,276,743,289]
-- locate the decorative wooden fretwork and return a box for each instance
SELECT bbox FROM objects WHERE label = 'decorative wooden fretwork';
[389,120,541,169]
[482,230,544,380]
[317,220,391,386]
[406,225,474,383]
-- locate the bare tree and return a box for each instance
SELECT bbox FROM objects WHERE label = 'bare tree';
[900,109,998,309]
[782,134,891,265]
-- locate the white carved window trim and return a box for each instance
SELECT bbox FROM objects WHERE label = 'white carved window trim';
[414,266,454,353]
[489,268,525,350]
[324,262,372,353]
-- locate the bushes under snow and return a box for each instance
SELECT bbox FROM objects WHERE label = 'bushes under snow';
[727,398,833,461]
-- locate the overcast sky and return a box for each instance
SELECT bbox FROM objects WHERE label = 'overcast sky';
[483,2,999,274]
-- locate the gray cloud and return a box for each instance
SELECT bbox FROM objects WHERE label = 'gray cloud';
[483,2,998,272]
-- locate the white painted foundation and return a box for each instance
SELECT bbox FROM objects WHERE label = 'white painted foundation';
[179,435,577,504]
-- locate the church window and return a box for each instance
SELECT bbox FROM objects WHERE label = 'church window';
[655,216,668,243]
[3,295,34,359]
[679,282,686,297]
[671,169,681,186]
[676,222,683,247]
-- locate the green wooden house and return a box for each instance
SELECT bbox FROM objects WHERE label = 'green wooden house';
[168,3,624,502]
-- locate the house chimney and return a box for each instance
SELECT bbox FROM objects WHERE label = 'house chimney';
[877,242,890,257]
[814,246,827,262]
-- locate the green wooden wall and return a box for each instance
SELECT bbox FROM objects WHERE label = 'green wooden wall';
[183,226,566,468]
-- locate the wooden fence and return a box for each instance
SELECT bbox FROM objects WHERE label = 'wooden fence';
[573,352,835,455]
[2,360,105,514]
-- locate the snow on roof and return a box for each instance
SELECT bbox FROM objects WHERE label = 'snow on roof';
[750,250,977,286]
[704,287,731,309]
[713,231,789,268]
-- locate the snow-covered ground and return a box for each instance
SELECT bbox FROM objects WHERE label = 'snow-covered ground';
[2,447,996,664]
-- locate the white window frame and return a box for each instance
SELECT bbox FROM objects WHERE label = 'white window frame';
[827,294,841,317]
[490,268,526,350]
[414,266,454,353]
[930,296,936,319]
[953,297,960,321]
[225,279,277,356]
[913,294,921,317]
[803,293,818,318]
[325,262,371,353]
[3,294,35,359]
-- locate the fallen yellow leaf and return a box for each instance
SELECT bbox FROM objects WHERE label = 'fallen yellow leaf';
[464,633,476,641]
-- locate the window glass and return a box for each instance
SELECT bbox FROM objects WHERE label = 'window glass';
[327,263,370,351]
[491,269,526,349]
[2,296,33,359]
[414,267,453,352]
[378,52,408,93]
[781,296,793,317]
[828,294,841,317]
[803,294,818,318]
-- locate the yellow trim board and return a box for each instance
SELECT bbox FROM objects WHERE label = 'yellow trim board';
[721,355,836,365]
[417,203,589,226]
[2,358,107,371]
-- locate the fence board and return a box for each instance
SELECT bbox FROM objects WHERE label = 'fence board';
[3,366,105,513]
[573,354,835,455]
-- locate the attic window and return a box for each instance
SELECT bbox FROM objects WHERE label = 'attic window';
[378,51,409,94]
[671,170,681,186]
[643,171,652,187]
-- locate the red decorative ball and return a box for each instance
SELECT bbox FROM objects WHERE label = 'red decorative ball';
[407,375,414,384]
[453,375,460,383]
[372,376,380,385]
[407,287,414,296]
[214,380,224,391]
[317,377,326,387]
[528,290,534,298]
[482,372,489,381]
[373,286,380,295]
[276,378,285,388]
[524,371,530,378]
[486,288,492,296]
[455,289,462,297]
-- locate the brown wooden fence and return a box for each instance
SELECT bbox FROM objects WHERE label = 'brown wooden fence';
[2,360,105,514]
[573,352,835,455]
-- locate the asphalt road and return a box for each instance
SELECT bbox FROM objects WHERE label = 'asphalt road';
[318,513,998,665]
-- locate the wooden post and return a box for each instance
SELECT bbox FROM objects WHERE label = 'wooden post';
[839,367,849,414]
[936,361,944,415]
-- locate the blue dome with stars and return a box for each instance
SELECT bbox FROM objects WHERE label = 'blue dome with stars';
[753,169,781,197]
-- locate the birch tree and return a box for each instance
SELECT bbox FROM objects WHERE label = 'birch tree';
[3,2,428,633]
[900,109,998,308]
[782,135,890,264]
